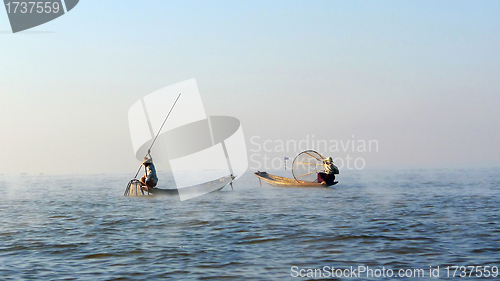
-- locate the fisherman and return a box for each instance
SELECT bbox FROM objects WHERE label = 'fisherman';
[140,153,158,191]
[318,157,339,185]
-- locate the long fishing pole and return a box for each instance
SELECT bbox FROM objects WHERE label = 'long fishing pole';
[125,93,181,196]
[132,93,182,179]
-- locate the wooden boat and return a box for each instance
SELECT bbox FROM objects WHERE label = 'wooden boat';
[254,171,338,187]
[148,175,234,196]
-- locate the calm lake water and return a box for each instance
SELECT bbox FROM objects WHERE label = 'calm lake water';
[1,168,499,280]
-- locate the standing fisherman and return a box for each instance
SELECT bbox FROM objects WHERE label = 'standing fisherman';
[140,151,158,191]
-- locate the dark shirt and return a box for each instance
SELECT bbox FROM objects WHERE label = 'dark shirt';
[145,163,158,182]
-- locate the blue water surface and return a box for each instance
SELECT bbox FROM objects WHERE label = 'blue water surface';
[0,168,499,280]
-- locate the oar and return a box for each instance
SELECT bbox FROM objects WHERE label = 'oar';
[125,93,182,195]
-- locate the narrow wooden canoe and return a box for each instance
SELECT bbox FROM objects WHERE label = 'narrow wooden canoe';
[254,171,338,187]
[148,175,234,196]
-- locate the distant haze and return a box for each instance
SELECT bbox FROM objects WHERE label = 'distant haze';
[1,0,499,175]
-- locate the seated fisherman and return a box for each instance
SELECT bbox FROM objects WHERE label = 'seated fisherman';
[140,154,158,191]
[318,157,339,185]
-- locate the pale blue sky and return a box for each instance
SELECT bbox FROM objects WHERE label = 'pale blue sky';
[1,1,499,174]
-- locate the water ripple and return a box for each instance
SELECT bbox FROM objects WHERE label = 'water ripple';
[0,169,499,279]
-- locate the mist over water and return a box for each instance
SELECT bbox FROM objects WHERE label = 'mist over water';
[1,168,499,280]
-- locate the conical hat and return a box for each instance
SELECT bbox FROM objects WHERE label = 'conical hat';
[142,156,153,164]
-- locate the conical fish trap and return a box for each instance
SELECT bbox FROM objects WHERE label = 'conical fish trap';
[292,150,326,182]
[125,179,144,196]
